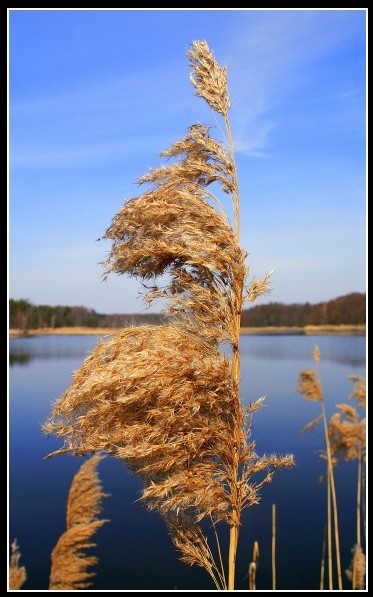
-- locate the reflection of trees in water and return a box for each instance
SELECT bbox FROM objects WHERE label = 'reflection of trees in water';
[330,354,366,368]
[9,344,365,369]
[9,347,92,366]
[9,352,32,367]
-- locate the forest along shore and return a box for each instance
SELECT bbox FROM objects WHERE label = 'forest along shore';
[9,325,366,337]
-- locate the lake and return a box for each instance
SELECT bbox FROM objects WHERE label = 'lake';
[9,333,366,590]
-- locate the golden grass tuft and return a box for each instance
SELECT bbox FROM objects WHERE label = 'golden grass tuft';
[49,455,108,590]
[9,539,27,590]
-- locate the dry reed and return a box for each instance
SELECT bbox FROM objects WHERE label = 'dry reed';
[9,539,27,590]
[49,455,108,590]
[328,375,366,589]
[298,346,342,590]
[43,40,293,590]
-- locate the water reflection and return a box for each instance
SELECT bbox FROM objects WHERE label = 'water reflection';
[240,335,365,368]
[9,335,102,367]
[9,334,366,369]
[9,352,32,366]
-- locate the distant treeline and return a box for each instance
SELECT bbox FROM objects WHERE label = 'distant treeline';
[241,293,365,327]
[9,299,163,330]
[9,293,365,330]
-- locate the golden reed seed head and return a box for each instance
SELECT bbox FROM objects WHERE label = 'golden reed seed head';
[188,40,231,116]
[348,375,366,409]
[328,410,366,462]
[297,370,323,402]
[49,456,108,590]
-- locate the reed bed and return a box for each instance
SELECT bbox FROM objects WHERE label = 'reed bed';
[298,352,366,591]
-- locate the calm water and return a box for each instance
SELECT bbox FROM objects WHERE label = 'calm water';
[9,334,366,590]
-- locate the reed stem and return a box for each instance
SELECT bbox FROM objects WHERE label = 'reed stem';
[224,110,243,592]
[321,399,342,589]
[327,468,333,590]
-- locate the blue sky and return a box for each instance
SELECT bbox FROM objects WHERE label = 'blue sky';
[9,9,366,314]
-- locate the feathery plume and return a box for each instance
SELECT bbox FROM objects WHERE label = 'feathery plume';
[49,455,108,590]
[297,369,322,402]
[9,539,27,590]
[348,375,366,409]
[187,41,230,115]
[245,271,273,303]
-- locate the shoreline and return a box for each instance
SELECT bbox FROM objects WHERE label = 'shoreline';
[9,324,366,338]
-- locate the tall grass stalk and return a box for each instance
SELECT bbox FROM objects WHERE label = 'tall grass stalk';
[43,40,293,590]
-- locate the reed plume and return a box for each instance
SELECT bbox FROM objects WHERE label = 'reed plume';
[49,455,108,590]
[43,40,293,590]
[9,539,27,590]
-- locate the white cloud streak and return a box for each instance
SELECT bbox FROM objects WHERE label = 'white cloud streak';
[226,10,365,154]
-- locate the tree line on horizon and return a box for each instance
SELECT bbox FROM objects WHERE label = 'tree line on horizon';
[9,293,365,331]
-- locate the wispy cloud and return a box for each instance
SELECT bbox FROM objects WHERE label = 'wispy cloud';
[226,10,365,154]
[10,61,198,168]
[10,12,365,166]
[10,136,169,167]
